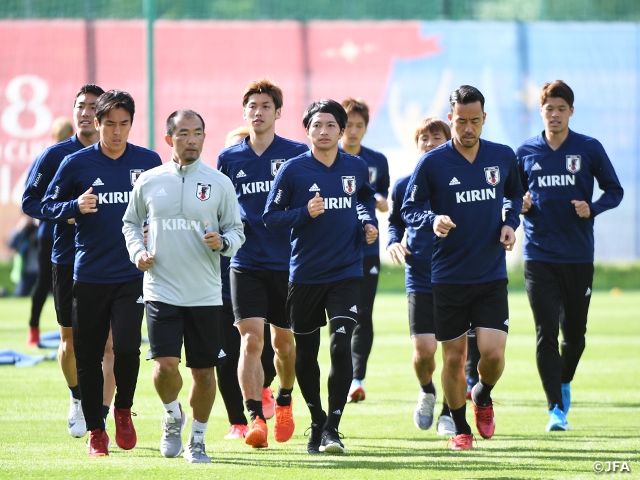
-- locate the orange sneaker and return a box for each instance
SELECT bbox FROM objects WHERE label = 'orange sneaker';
[224,424,249,439]
[27,327,40,347]
[113,407,137,450]
[274,398,295,443]
[245,418,268,448]
[471,385,495,439]
[262,387,276,420]
[87,429,109,457]
[447,433,474,450]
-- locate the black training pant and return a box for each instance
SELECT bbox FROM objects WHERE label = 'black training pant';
[351,255,379,380]
[29,236,53,328]
[525,260,593,411]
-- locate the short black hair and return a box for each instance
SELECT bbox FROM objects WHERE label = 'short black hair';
[450,85,485,111]
[166,109,205,136]
[74,84,105,107]
[302,99,348,131]
[95,90,135,125]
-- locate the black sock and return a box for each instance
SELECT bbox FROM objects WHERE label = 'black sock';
[472,380,494,407]
[69,384,82,400]
[450,404,472,435]
[102,405,110,424]
[440,402,451,417]
[276,387,293,407]
[245,399,264,422]
[421,381,436,395]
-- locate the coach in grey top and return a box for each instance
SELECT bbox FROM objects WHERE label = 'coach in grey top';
[122,110,244,463]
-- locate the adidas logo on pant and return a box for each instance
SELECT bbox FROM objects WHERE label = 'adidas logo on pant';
[218,349,226,358]
[336,326,346,334]
[136,296,144,304]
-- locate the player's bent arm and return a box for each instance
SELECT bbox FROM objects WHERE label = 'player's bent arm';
[502,158,524,231]
[589,144,624,217]
[216,182,246,257]
[40,164,80,221]
[122,184,148,265]
[263,172,313,229]
[22,160,50,221]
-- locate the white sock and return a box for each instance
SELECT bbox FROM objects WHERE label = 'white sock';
[162,399,181,420]
[192,420,208,440]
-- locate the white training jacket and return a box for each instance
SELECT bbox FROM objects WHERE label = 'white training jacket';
[123,157,245,307]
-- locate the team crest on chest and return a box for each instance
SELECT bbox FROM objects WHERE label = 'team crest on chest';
[271,159,285,177]
[130,169,144,186]
[196,183,211,201]
[342,176,356,195]
[566,155,581,173]
[368,167,377,184]
[484,166,500,186]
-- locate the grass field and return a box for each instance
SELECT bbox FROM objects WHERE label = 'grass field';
[0,291,639,479]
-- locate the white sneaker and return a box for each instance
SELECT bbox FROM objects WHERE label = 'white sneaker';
[161,404,187,457]
[413,390,436,430]
[436,414,456,436]
[68,397,87,438]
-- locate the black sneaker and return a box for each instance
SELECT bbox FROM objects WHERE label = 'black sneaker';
[305,423,323,454]
[319,428,345,454]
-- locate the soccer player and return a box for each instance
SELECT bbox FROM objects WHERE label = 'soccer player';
[123,110,245,462]
[24,117,72,346]
[516,80,623,431]
[217,126,278,440]
[339,98,390,403]
[263,99,378,454]
[402,86,523,450]
[217,79,308,448]
[21,85,116,438]
[388,117,453,434]
[41,90,162,456]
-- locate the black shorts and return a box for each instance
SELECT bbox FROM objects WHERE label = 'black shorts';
[432,278,509,342]
[230,267,289,329]
[286,278,362,335]
[146,301,226,369]
[52,263,74,328]
[408,291,436,337]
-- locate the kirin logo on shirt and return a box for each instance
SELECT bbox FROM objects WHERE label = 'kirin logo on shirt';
[130,169,144,186]
[484,166,500,186]
[196,183,211,201]
[271,159,285,177]
[368,167,377,185]
[342,176,356,195]
[566,155,581,173]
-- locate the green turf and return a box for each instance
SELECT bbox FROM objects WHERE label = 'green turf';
[0,291,638,479]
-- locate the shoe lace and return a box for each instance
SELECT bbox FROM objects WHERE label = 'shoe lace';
[189,439,205,456]
[116,409,137,429]
[475,404,494,423]
[89,431,105,450]
[419,394,436,416]
[163,417,182,436]
[277,405,293,425]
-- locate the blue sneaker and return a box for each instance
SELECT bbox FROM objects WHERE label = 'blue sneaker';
[561,383,571,414]
[546,405,571,431]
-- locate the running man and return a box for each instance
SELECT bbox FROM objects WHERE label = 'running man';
[516,80,623,431]
[339,98,390,403]
[123,110,244,462]
[217,126,278,440]
[264,99,378,454]
[402,86,523,450]
[41,90,162,456]
[217,79,308,448]
[22,85,116,439]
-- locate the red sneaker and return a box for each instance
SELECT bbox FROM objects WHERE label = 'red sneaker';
[27,327,40,347]
[245,418,268,448]
[471,384,495,439]
[87,429,109,457]
[447,433,474,450]
[274,398,295,443]
[113,407,137,450]
[262,387,276,420]
[224,424,249,439]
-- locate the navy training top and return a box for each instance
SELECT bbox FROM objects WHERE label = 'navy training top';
[388,174,434,293]
[218,135,309,271]
[516,130,623,263]
[263,150,377,284]
[22,135,88,265]
[339,144,389,257]
[401,139,523,284]
[41,142,162,283]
